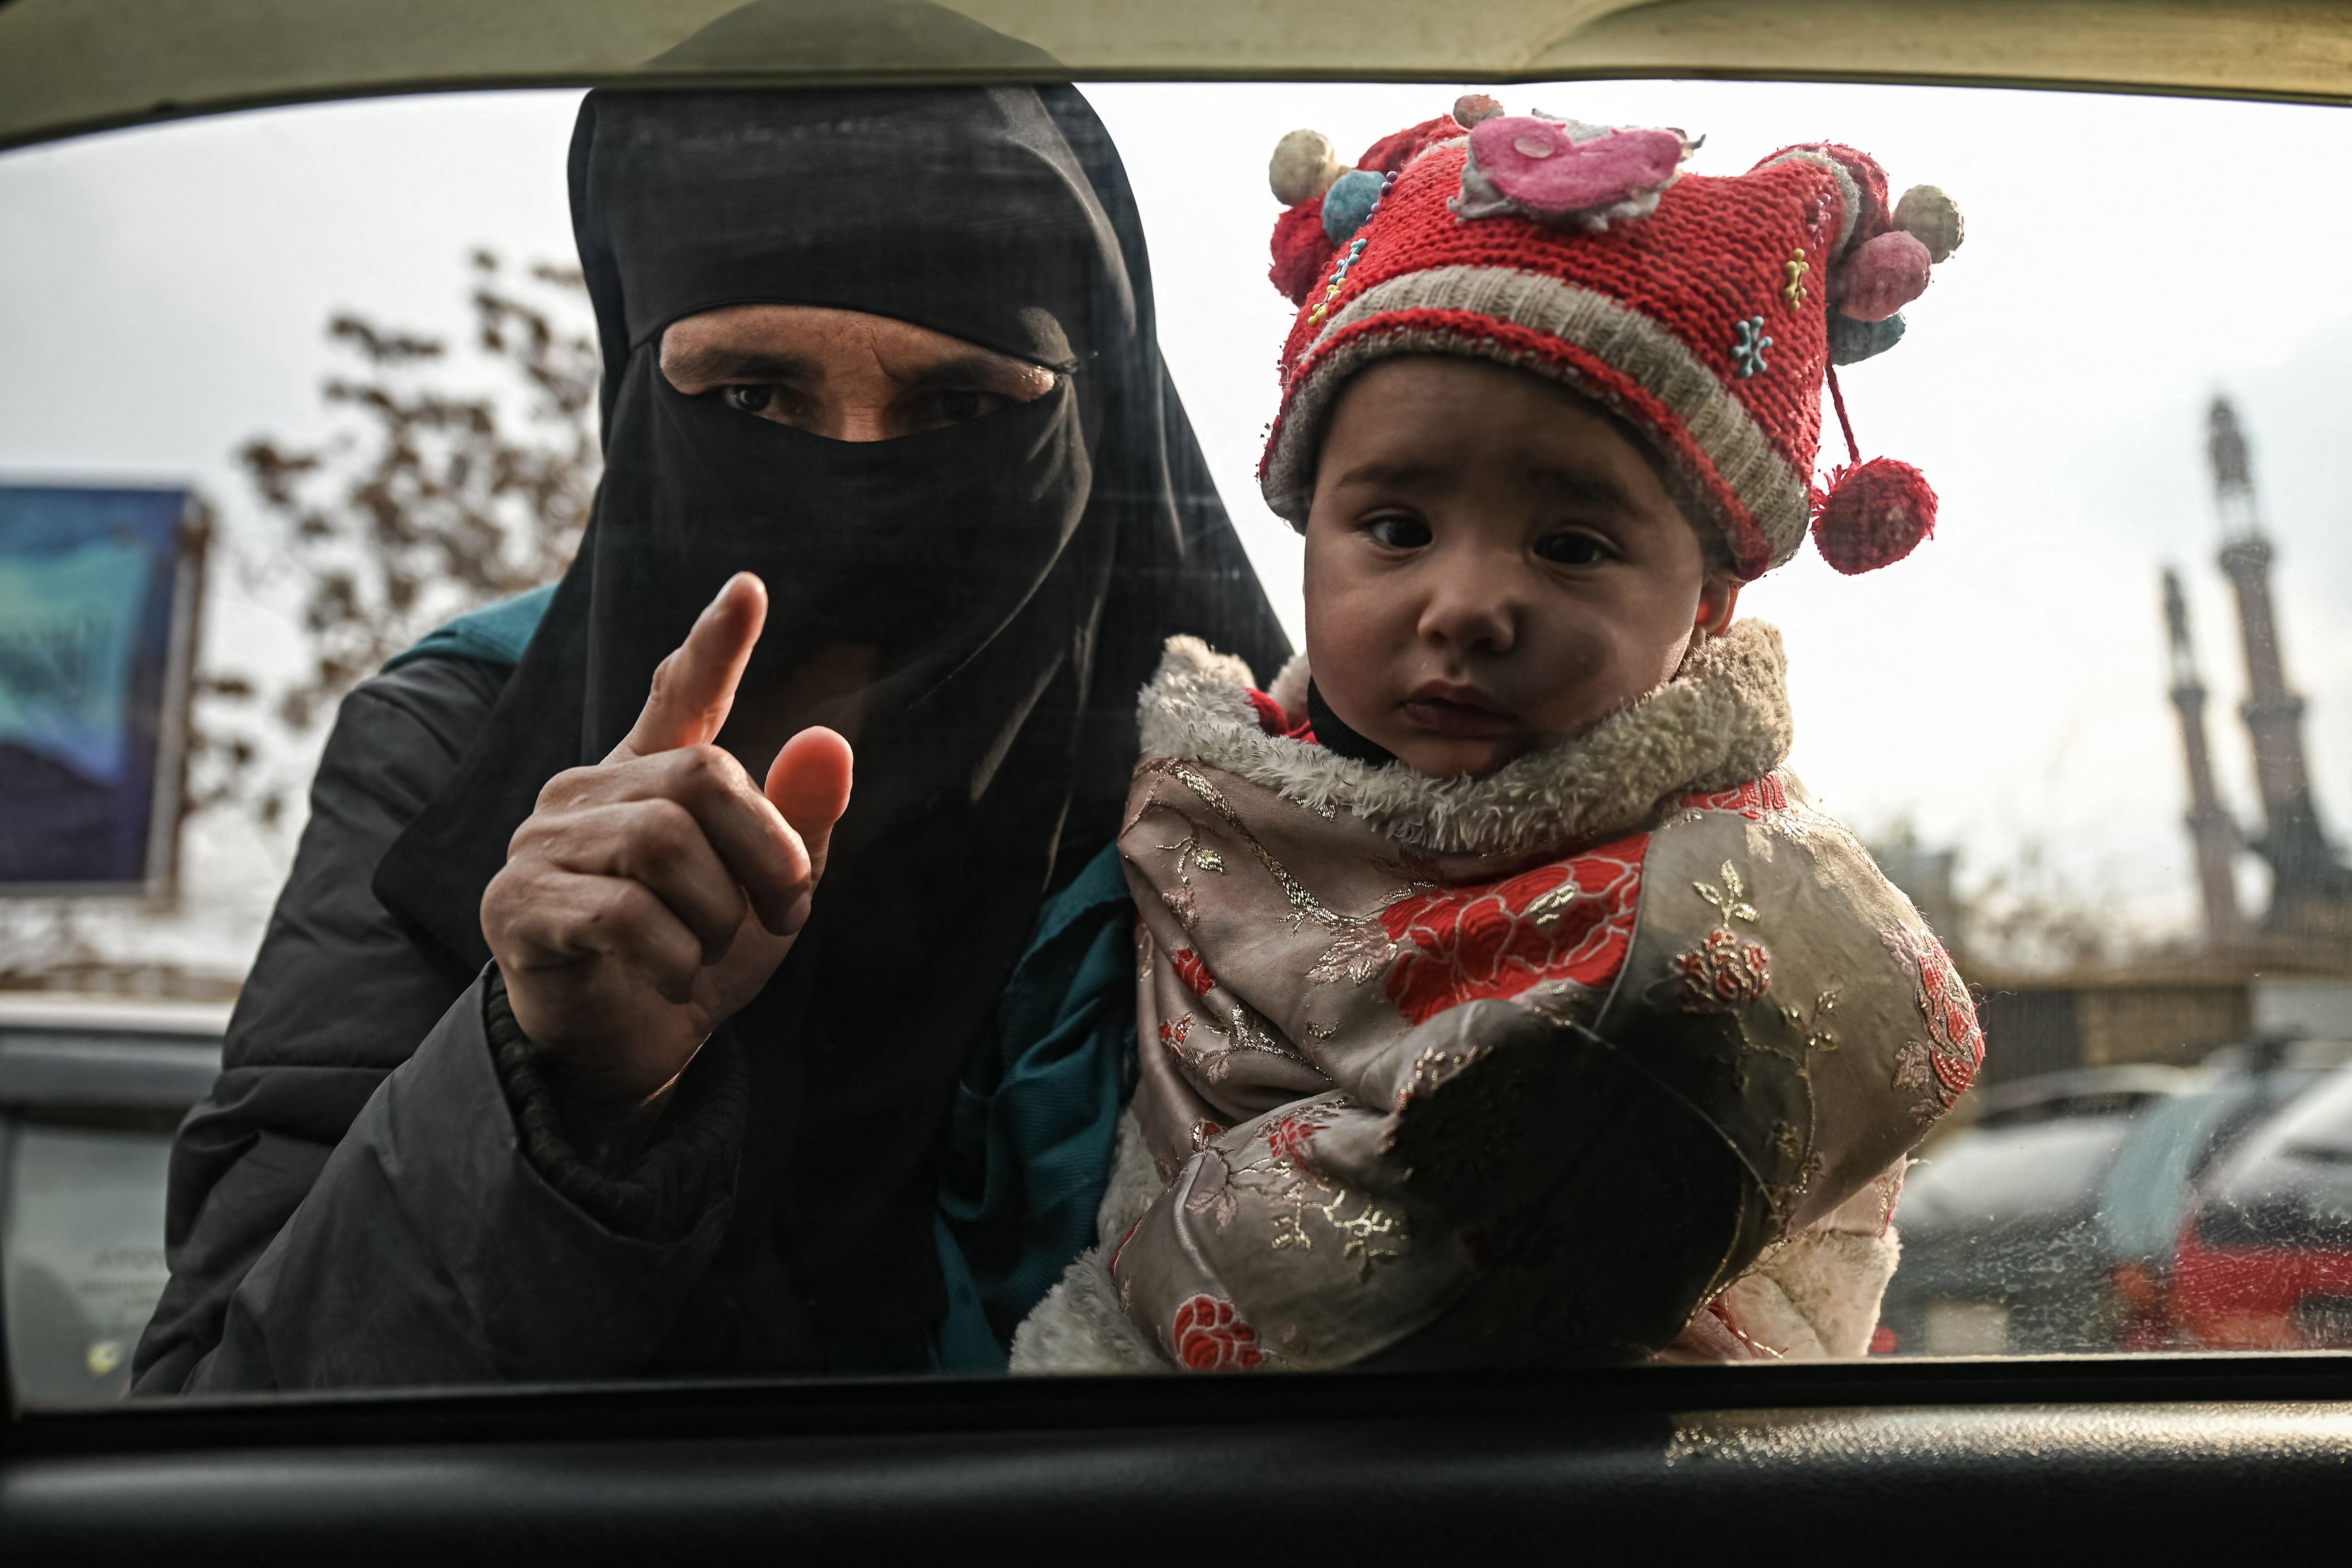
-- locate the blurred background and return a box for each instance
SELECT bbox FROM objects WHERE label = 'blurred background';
[5,79,2352,1396]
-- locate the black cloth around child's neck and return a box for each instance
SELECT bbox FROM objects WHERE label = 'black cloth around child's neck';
[1307,678,1399,767]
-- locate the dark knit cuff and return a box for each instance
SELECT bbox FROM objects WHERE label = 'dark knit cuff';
[483,967,750,1243]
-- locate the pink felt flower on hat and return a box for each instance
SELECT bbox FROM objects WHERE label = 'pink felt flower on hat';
[1452,115,1690,232]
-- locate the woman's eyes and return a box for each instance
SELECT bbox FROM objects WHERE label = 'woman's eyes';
[1533,528,1616,567]
[720,383,1008,432]
[903,387,1009,431]
[1364,514,1433,550]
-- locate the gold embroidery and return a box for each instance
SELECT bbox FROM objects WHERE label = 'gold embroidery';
[1183,1151,1241,1229]
[1154,827,1210,897]
[1770,1118,1806,1163]
[1148,757,1402,982]
[1793,1150,1828,1202]
[1210,1102,1409,1282]
[1200,1000,1315,1067]
[1305,918,1399,986]
[1522,880,1579,930]
[1143,759,1407,988]
[1400,1042,1484,1108]
[1694,860,1759,924]
[1254,1164,1406,1280]
[1778,986,1840,1051]
[1311,1188,1406,1281]
[1165,1027,1230,1085]
[1145,759,1346,932]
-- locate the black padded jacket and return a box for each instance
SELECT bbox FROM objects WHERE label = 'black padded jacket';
[131,657,765,1394]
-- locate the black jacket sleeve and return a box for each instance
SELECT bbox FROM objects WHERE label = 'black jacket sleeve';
[131,658,744,1393]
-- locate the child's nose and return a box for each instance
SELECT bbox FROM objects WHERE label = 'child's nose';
[1417,565,1518,654]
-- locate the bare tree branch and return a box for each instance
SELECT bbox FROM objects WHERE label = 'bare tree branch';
[190,250,599,824]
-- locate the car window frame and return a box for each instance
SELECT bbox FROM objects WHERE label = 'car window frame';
[8,0,2352,1454]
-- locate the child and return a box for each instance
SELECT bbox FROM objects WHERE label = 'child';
[1012,100,1980,1371]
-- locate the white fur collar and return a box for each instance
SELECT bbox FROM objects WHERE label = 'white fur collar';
[1135,620,1793,857]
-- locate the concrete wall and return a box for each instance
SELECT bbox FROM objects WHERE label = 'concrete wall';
[1972,980,2250,1087]
[2249,976,2352,1039]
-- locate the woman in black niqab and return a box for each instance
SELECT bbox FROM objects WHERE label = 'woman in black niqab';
[373,86,1288,1369]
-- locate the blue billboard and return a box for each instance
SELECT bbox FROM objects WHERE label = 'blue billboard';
[0,486,207,894]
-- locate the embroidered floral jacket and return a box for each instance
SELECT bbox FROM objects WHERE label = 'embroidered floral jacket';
[1051,622,1981,1372]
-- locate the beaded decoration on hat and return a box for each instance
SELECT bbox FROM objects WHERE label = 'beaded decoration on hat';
[1258,96,1961,578]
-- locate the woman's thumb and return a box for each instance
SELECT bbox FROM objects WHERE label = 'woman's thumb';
[766,726,855,882]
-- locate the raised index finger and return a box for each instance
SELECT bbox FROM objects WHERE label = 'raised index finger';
[608,572,767,762]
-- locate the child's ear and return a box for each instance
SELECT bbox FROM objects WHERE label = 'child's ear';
[1697,574,1743,637]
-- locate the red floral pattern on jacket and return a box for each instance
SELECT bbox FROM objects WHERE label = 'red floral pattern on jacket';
[1171,947,1217,996]
[1887,926,1984,1104]
[1171,1294,1264,1371]
[1378,837,1648,1025]
[1265,1108,1324,1163]
[1681,775,1789,819]
[1674,926,1773,1009]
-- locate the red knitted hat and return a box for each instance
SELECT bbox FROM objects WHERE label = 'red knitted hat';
[1259,98,1963,578]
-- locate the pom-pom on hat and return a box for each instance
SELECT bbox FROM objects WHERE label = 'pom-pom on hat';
[1258,100,1960,578]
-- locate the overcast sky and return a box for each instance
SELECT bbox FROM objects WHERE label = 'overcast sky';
[6,79,2351,974]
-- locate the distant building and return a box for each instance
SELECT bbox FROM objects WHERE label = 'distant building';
[1957,398,2352,1099]
[2163,567,2242,945]
[2161,398,2352,955]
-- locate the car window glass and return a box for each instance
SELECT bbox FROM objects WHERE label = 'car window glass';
[8,77,2352,1405]
[2098,1088,2237,1260]
[2200,1072,2352,1240]
[3,1124,174,1404]
[1903,1120,2141,1230]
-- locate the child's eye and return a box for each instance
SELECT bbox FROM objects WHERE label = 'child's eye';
[1364,514,1433,550]
[1535,528,1614,567]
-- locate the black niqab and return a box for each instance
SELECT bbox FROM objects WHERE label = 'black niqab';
[373,85,1287,1367]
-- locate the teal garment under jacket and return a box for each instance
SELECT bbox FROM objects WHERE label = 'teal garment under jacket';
[390,588,1135,1376]
[931,840,1137,1372]
[381,583,559,674]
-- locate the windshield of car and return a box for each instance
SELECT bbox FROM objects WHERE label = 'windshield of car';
[8,74,2352,1407]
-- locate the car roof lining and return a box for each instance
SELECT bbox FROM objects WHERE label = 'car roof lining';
[2,0,2350,154]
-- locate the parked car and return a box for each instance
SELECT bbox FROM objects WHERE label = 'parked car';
[2173,1065,2352,1349]
[2098,1039,2352,1348]
[1881,1067,2195,1355]
[0,993,225,1407]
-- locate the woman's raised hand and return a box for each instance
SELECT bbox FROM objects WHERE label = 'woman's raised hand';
[481,573,854,1143]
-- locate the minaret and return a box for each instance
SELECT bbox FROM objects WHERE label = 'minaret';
[2208,396,2351,937]
[2163,568,2242,945]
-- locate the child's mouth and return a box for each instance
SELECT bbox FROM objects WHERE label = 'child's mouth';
[1400,683,1517,740]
